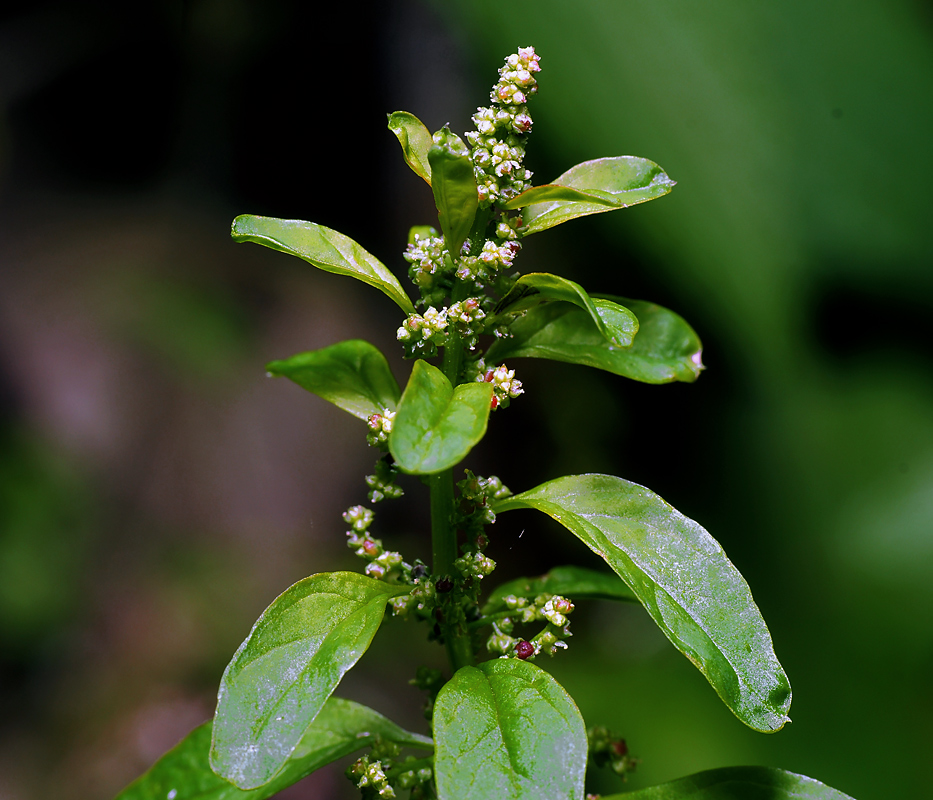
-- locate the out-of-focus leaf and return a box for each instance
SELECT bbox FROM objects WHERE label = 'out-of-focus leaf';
[389,360,492,474]
[492,273,638,348]
[231,215,414,314]
[598,766,855,799]
[483,565,637,615]
[486,297,703,384]
[116,699,431,800]
[501,183,621,210]
[428,128,478,256]
[433,659,587,800]
[210,572,408,789]
[494,475,792,733]
[408,225,440,245]
[266,340,400,421]
[521,156,675,234]
[388,111,433,184]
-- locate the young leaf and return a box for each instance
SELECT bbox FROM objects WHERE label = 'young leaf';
[116,699,432,800]
[389,360,493,474]
[266,339,400,421]
[210,572,409,789]
[597,766,855,800]
[388,111,433,184]
[433,659,587,800]
[494,475,792,733]
[231,215,415,314]
[519,156,675,235]
[428,128,479,257]
[492,273,638,348]
[483,565,637,615]
[486,297,703,384]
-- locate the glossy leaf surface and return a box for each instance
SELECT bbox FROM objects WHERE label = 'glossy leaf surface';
[428,128,478,257]
[521,156,675,234]
[388,111,433,184]
[599,766,855,799]
[434,659,587,800]
[494,475,792,733]
[501,182,621,210]
[492,273,638,348]
[266,339,400,421]
[483,565,637,615]
[231,215,414,314]
[211,573,408,789]
[389,360,493,474]
[117,699,431,800]
[486,297,703,384]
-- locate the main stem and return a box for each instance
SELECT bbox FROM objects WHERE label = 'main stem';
[431,324,474,672]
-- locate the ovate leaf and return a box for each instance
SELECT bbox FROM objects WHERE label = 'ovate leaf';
[521,156,675,235]
[492,273,638,348]
[116,699,432,800]
[388,111,433,184]
[483,565,637,615]
[433,659,587,800]
[389,360,493,474]
[210,572,408,789]
[494,475,792,733]
[428,128,478,257]
[486,297,703,384]
[501,183,622,210]
[598,766,855,800]
[266,340,400,421]
[231,215,414,314]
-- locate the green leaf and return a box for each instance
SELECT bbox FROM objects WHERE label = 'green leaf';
[388,111,433,184]
[501,183,622,210]
[486,297,704,384]
[389,360,493,474]
[492,273,638,348]
[266,339,400,421]
[428,128,479,257]
[598,766,855,799]
[520,156,675,235]
[116,699,432,800]
[483,565,637,615]
[231,215,415,314]
[210,572,408,789]
[433,659,587,800]
[494,475,792,733]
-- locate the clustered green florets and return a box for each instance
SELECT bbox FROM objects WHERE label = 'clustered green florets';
[485,592,575,658]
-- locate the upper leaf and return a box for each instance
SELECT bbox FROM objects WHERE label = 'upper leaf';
[116,698,432,800]
[266,339,401,421]
[428,128,479,257]
[388,111,433,184]
[492,273,638,348]
[210,572,408,789]
[483,565,637,616]
[494,475,792,733]
[433,659,587,800]
[486,297,703,384]
[389,360,493,474]
[598,766,855,800]
[519,156,675,235]
[501,183,621,210]
[231,215,415,314]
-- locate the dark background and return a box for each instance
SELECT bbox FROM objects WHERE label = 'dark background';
[1,1,931,798]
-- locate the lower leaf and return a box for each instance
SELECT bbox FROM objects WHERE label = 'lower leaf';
[598,766,855,799]
[115,698,432,800]
[433,659,587,800]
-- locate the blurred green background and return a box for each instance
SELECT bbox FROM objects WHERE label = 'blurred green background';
[0,2,930,798]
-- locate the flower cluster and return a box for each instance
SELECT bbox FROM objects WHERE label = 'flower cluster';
[588,726,638,780]
[365,457,404,503]
[366,409,396,447]
[485,592,575,658]
[403,232,449,308]
[397,307,449,358]
[465,46,541,206]
[446,297,487,350]
[478,362,523,410]
[343,506,409,581]
[348,756,395,799]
